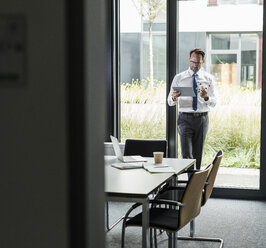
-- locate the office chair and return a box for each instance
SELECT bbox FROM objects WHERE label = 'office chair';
[175,150,224,247]
[106,139,168,231]
[124,138,168,157]
[121,166,211,248]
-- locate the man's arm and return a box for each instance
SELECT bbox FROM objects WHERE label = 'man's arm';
[167,75,180,106]
[200,75,217,108]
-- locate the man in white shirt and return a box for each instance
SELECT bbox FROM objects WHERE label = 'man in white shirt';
[167,48,217,169]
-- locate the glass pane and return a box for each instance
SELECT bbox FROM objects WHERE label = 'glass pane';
[241,34,257,50]
[220,0,236,4]
[220,0,258,4]
[211,34,239,50]
[238,0,259,4]
[211,54,237,85]
[143,23,166,32]
[178,0,262,188]
[142,34,166,80]
[120,0,167,142]
[241,34,257,89]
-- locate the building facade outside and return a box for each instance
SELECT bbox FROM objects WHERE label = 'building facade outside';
[121,0,263,90]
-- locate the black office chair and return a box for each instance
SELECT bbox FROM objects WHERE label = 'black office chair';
[124,138,168,157]
[121,166,211,248]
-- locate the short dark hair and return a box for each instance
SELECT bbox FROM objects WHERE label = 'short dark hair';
[190,48,205,60]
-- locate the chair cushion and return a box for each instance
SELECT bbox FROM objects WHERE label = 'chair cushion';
[126,208,179,231]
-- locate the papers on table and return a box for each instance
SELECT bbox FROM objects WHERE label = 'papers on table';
[111,162,143,170]
[111,162,175,173]
[143,163,175,173]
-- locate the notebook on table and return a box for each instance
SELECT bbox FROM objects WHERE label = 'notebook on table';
[110,135,147,163]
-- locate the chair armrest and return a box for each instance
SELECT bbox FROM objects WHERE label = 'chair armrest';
[180,169,200,175]
[123,202,142,222]
[150,199,186,207]
[154,186,182,200]
[178,180,189,184]
[177,178,209,186]
[130,202,142,210]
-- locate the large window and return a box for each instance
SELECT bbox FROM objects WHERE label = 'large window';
[111,0,266,197]
[119,0,167,142]
[178,0,263,188]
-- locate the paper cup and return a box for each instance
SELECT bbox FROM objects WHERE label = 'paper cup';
[153,152,164,164]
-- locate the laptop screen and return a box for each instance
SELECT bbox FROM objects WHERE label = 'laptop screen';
[110,135,123,158]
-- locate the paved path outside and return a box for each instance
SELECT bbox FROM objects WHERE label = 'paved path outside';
[215,167,259,188]
[179,167,260,188]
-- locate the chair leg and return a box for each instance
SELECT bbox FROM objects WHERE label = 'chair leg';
[121,218,127,248]
[106,201,125,232]
[154,229,157,248]
[178,236,224,248]
[190,219,195,237]
[150,229,153,248]
[178,218,223,247]
[106,201,110,231]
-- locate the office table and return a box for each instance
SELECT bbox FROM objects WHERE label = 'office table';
[105,156,195,248]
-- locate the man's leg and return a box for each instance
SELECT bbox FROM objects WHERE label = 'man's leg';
[178,113,194,160]
[178,113,195,181]
[192,115,209,169]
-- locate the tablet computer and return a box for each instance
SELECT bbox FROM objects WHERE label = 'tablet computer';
[172,86,196,97]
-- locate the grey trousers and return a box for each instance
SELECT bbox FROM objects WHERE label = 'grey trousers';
[178,112,209,170]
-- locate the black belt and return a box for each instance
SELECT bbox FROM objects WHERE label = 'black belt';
[180,112,208,117]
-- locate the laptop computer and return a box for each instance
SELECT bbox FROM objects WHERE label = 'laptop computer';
[110,135,147,163]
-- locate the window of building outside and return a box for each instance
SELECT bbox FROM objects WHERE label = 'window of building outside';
[178,0,262,188]
[119,0,167,142]
[219,0,259,5]
[208,33,260,89]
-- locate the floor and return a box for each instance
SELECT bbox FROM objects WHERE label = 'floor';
[106,199,266,248]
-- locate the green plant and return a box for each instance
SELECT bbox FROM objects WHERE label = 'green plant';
[120,79,261,169]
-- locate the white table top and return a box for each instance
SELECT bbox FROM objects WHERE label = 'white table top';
[105,156,195,198]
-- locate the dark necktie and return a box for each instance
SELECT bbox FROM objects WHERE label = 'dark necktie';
[193,73,198,111]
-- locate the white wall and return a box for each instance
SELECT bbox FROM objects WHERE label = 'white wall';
[179,1,263,32]
[0,1,68,248]
[121,0,263,33]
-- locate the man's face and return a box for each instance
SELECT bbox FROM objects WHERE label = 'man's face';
[189,52,204,73]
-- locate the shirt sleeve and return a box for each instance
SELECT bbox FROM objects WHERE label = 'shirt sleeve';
[167,75,178,106]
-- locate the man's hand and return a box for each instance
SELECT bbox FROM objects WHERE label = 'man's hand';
[172,91,181,101]
[200,86,209,101]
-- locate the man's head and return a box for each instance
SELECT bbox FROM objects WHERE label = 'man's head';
[189,48,205,73]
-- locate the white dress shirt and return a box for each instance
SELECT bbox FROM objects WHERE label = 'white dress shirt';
[167,67,217,112]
